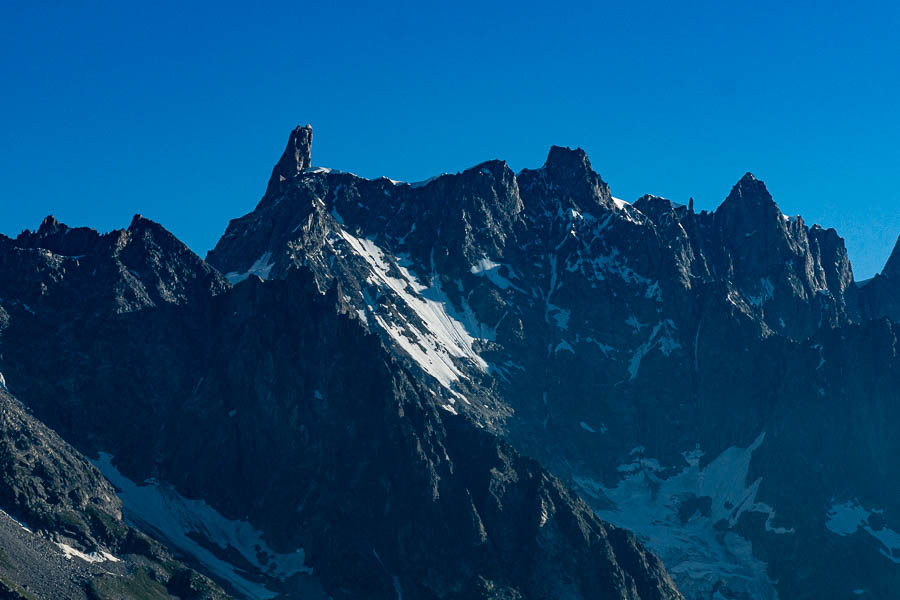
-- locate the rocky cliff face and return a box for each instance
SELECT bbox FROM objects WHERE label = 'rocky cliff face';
[205,126,900,600]
[0,208,683,599]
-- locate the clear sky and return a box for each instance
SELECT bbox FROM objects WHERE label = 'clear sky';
[2,1,899,277]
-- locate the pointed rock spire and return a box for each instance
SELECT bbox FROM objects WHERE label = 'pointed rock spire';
[266,124,313,196]
[714,172,782,229]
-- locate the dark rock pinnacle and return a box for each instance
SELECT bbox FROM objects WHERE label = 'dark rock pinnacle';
[266,124,313,196]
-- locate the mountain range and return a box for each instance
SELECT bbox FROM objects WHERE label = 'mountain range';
[1,124,899,599]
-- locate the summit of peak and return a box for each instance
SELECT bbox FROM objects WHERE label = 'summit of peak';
[732,172,769,196]
[518,144,612,212]
[718,172,776,214]
[266,124,314,196]
[37,215,61,235]
[544,145,592,174]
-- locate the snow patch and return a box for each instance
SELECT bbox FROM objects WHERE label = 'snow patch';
[337,230,489,390]
[610,196,646,223]
[91,453,312,600]
[587,247,661,299]
[552,308,571,330]
[56,542,120,564]
[625,315,643,331]
[409,174,448,188]
[579,421,606,433]
[469,258,523,291]
[395,223,416,244]
[826,501,871,535]
[225,252,275,284]
[575,432,786,600]
[554,339,575,354]
[627,320,681,380]
[812,343,825,370]
[303,166,351,176]
[826,500,900,563]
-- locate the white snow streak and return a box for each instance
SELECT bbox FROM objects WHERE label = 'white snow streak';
[224,252,275,284]
[56,542,120,564]
[337,230,489,390]
[627,320,681,380]
[469,258,522,291]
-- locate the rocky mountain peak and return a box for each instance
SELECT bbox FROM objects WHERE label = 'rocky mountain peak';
[125,213,191,254]
[714,172,784,236]
[521,145,613,215]
[633,194,686,221]
[723,172,775,209]
[128,213,147,229]
[859,234,900,323]
[15,216,104,257]
[883,235,900,279]
[544,144,593,175]
[266,124,313,196]
[37,215,62,235]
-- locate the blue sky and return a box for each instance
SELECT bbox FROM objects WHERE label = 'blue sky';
[2,1,899,277]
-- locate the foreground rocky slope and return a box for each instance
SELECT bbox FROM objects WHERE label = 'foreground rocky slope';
[206,126,900,599]
[0,387,228,599]
[0,211,682,599]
